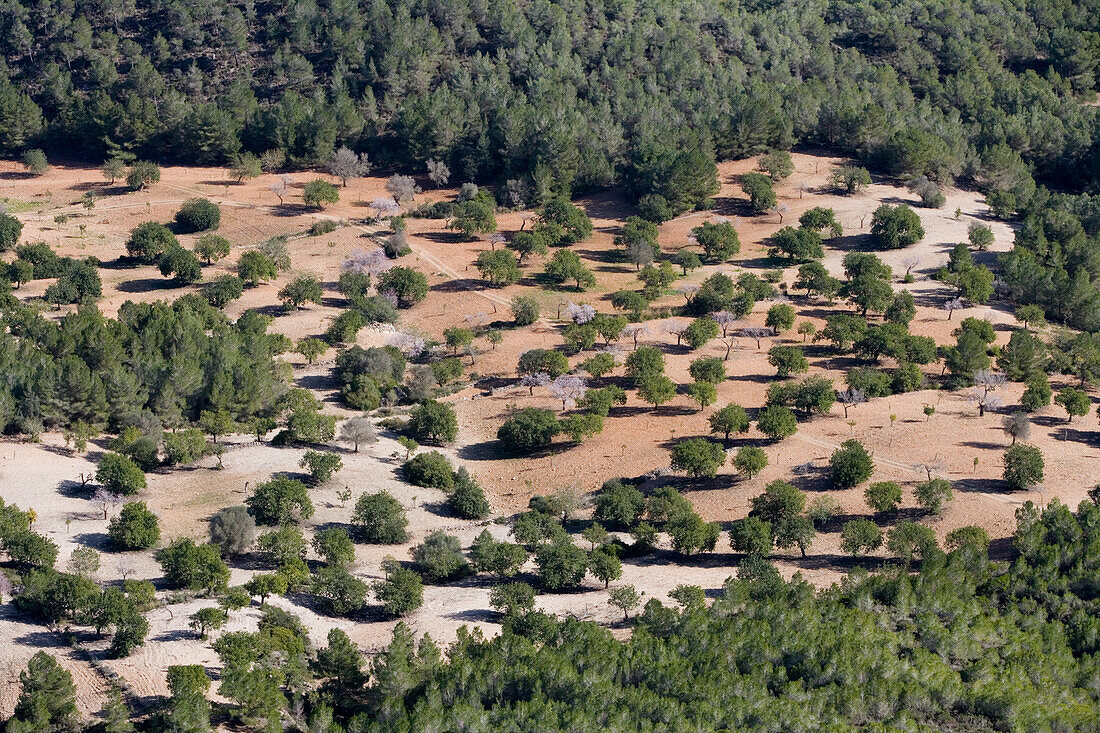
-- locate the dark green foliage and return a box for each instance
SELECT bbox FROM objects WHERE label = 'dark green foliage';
[535,539,588,590]
[174,198,221,233]
[209,506,256,557]
[312,566,368,615]
[756,405,798,440]
[313,528,356,568]
[96,453,146,495]
[511,295,540,326]
[374,562,423,617]
[353,491,408,544]
[470,530,528,578]
[915,478,953,515]
[729,517,773,556]
[449,468,491,518]
[593,479,646,528]
[840,519,883,556]
[1004,444,1044,490]
[203,274,244,307]
[412,531,469,583]
[865,482,902,514]
[0,212,24,250]
[408,400,458,444]
[829,440,874,489]
[10,652,79,732]
[517,349,569,379]
[767,345,808,378]
[156,539,230,592]
[691,221,740,262]
[246,476,313,525]
[377,266,428,307]
[740,173,776,213]
[403,450,455,490]
[108,501,161,550]
[256,525,307,567]
[126,222,178,262]
[669,438,726,478]
[497,408,560,453]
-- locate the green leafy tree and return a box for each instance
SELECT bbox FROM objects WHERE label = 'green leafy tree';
[126,221,178,262]
[587,545,622,587]
[126,161,161,190]
[765,303,796,332]
[498,408,560,452]
[278,275,323,310]
[413,531,469,583]
[299,450,343,484]
[10,652,79,731]
[637,374,677,410]
[1055,387,1090,422]
[887,521,939,564]
[1003,444,1044,490]
[374,562,423,616]
[166,665,210,733]
[758,150,794,180]
[378,266,429,307]
[312,566,369,615]
[830,439,874,488]
[189,607,226,639]
[304,179,340,209]
[237,250,278,286]
[840,519,883,556]
[733,446,768,479]
[489,582,536,616]
[670,438,726,478]
[209,506,255,557]
[155,539,229,592]
[740,172,776,213]
[767,346,808,378]
[353,491,408,543]
[691,221,740,261]
[915,478,953,515]
[476,249,521,285]
[729,516,773,555]
[449,468,491,518]
[246,476,313,525]
[709,403,750,442]
[96,453,146,495]
[470,530,528,578]
[756,405,798,440]
[544,249,596,290]
[687,381,718,411]
[535,539,588,590]
[865,482,902,514]
[175,198,221,233]
[108,502,161,550]
[870,204,925,249]
[409,400,458,444]
[403,450,455,489]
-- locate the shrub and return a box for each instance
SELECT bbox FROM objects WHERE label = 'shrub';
[511,295,540,325]
[865,482,902,513]
[209,506,256,557]
[353,491,408,543]
[1003,444,1044,490]
[915,478,953,515]
[108,502,161,550]
[312,566,368,615]
[403,451,455,490]
[829,440,874,488]
[670,438,726,478]
[299,450,343,484]
[408,400,458,444]
[246,476,313,525]
[174,198,221,232]
[313,527,356,567]
[155,539,229,592]
[96,453,146,495]
[374,562,423,616]
[498,408,559,453]
[756,405,797,440]
[413,531,469,583]
[946,525,991,553]
[449,468,491,518]
[840,519,883,556]
[729,516,772,556]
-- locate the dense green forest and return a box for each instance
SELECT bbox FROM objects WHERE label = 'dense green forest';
[1,0,1099,207]
[7,495,1100,731]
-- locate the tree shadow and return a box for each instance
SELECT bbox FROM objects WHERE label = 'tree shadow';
[951,477,1008,494]
[959,440,1007,451]
[115,277,180,293]
[431,278,487,293]
[0,171,36,180]
[73,531,112,550]
[786,553,888,572]
[419,231,468,245]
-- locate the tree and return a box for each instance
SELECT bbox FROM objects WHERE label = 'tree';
[409,400,458,444]
[796,262,840,299]
[338,417,376,453]
[830,166,872,194]
[1015,304,1046,331]
[328,146,371,186]
[1055,387,1090,422]
[4,530,58,569]
[175,198,221,233]
[126,221,178,262]
[508,231,550,264]
[709,404,750,442]
[544,249,596,290]
[740,172,777,213]
[767,346,808,378]
[759,150,794,180]
[799,207,843,237]
[887,521,939,564]
[535,539,588,590]
[209,506,255,557]
[840,519,883,556]
[1002,411,1031,445]
[968,222,994,250]
[203,274,244,307]
[158,246,203,284]
[946,526,991,554]
[470,530,528,578]
[691,221,740,261]
[451,199,498,239]
[245,573,287,605]
[101,158,126,184]
[870,204,924,249]
[278,275,323,310]
[536,198,594,245]
[413,531,469,583]
[0,212,24,251]
[246,476,313,525]
[670,438,726,478]
[915,478,953,515]
[729,517,773,555]
[830,440,874,488]
[101,686,135,733]
[378,266,429,307]
[194,234,231,264]
[374,563,423,616]
[353,491,408,543]
[230,152,262,182]
[312,566,368,615]
[304,179,340,209]
[757,405,798,440]
[126,161,161,190]
[733,446,768,479]
[511,295,540,325]
[189,607,226,639]
[608,585,641,621]
[108,502,161,550]
[637,375,677,410]
[237,250,278,286]
[1021,374,1052,412]
[842,252,893,316]
[498,408,560,452]
[1003,444,1044,490]
[155,539,229,592]
[765,304,796,333]
[475,250,521,285]
[166,665,210,733]
[683,317,720,349]
[750,480,806,525]
[385,175,421,206]
[450,469,491,518]
[770,226,824,261]
[312,527,355,568]
[489,582,536,617]
[687,381,718,411]
[96,453,146,495]
[10,652,79,731]
[865,481,902,513]
[403,451,455,490]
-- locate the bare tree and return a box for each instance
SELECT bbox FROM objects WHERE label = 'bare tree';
[521,372,551,396]
[768,203,790,223]
[339,417,378,453]
[370,197,400,219]
[741,327,774,349]
[666,320,692,347]
[387,332,426,357]
[566,302,596,324]
[1002,411,1031,445]
[622,324,649,350]
[837,389,866,418]
[269,175,291,205]
[426,159,450,187]
[943,297,965,320]
[913,460,947,481]
[675,284,700,304]
[971,370,1007,416]
[385,175,421,206]
[328,146,372,187]
[464,312,490,331]
[488,233,506,250]
[549,375,588,410]
[712,311,739,337]
[342,247,392,276]
[92,488,123,520]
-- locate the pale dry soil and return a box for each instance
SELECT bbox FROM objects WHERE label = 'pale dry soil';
[0,154,1094,716]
